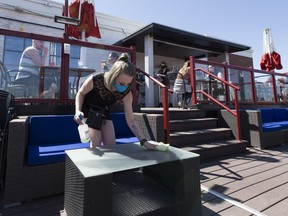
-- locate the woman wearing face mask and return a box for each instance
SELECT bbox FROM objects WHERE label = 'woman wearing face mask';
[74,53,169,151]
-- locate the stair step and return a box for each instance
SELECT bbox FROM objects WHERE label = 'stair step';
[140,107,246,161]
[170,128,232,145]
[141,107,206,120]
[177,139,248,161]
[170,118,218,132]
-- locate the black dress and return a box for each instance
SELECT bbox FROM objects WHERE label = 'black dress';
[82,73,130,121]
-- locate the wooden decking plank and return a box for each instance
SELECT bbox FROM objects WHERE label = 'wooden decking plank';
[201,156,288,190]
[263,197,288,216]
[200,145,288,215]
[201,156,284,184]
[216,205,259,216]
[204,171,288,215]
[244,183,288,214]
[202,196,234,215]
[219,183,288,216]
[200,147,286,173]
[222,170,288,202]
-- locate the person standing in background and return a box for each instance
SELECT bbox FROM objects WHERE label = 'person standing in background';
[173,60,192,108]
[102,52,119,73]
[156,61,172,107]
[108,52,119,65]
[14,39,57,98]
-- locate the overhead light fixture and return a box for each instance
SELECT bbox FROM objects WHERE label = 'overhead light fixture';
[54,15,80,26]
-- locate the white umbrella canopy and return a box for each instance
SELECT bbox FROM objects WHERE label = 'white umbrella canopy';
[260,28,282,71]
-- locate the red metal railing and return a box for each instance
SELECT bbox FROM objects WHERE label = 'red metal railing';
[190,57,241,140]
[136,67,173,144]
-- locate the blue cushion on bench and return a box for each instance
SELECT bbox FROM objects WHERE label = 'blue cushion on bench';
[116,136,138,144]
[276,121,288,129]
[262,123,282,132]
[27,113,136,166]
[28,115,89,165]
[273,108,288,121]
[111,112,134,137]
[28,142,90,165]
[29,115,80,145]
[259,108,274,123]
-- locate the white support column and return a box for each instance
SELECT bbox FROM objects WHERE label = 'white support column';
[224,52,230,64]
[225,51,231,80]
[144,34,155,107]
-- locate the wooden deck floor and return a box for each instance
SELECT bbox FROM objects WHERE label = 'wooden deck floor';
[1,144,288,216]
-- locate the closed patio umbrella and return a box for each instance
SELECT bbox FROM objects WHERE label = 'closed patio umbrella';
[67,0,101,40]
[260,28,282,71]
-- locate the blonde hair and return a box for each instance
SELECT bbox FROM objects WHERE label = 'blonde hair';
[105,53,136,91]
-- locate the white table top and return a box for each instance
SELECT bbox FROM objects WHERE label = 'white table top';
[65,144,199,178]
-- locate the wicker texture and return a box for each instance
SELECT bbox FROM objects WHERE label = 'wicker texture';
[143,158,202,215]
[133,113,164,142]
[64,146,202,216]
[220,110,284,149]
[3,117,65,205]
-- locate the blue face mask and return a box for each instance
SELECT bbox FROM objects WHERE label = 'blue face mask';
[113,83,128,93]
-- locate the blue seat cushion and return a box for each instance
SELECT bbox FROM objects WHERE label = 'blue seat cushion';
[111,112,134,137]
[276,121,288,129]
[27,114,137,166]
[29,115,80,146]
[116,136,138,144]
[273,108,288,121]
[259,108,274,123]
[28,142,90,165]
[262,123,282,132]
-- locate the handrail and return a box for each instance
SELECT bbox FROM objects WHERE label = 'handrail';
[136,67,172,144]
[190,58,241,141]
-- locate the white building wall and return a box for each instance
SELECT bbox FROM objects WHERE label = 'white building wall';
[0,0,252,106]
[0,0,148,74]
[0,0,144,42]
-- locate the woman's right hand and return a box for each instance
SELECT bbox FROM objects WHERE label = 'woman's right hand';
[74,111,84,125]
[142,140,169,151]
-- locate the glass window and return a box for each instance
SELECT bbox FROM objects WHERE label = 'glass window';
[70,45,81,68]
[49,42,62,66]
[3,36,32,69]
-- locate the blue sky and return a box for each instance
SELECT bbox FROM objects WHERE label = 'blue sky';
[54,0,288,72]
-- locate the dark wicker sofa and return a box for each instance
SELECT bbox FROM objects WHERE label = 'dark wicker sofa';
[3,112,164,206]
[219,108,288,149]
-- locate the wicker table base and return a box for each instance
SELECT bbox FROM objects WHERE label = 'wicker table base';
[62,144,202,216]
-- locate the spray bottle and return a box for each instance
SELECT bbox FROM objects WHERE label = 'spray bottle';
[77,114,90,143]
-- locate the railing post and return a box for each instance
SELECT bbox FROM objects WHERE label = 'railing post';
[161,86,170,144]
[234,89,241,140]
[190,56,196,105]
[271,73,278,103]
[250,67,256,103]
[60,0,70,104]
[223,63,229,104]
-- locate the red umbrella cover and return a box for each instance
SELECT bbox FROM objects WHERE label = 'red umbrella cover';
[260,53,274,71]
[271,51,283,70]
[260,28,283,71]
[85,2,101,38]
[67,0,81,38]
[67,0,101,39]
